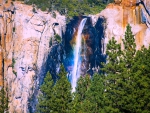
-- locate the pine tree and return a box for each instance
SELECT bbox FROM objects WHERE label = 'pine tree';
[52,65,72,113]
[36,71,54,113]
[72,75,91,113]
[130,46,150,112]
[102,37,123,74]
[102,24,138,112]
[82,73,105,113]
[116,24,137,112]
[37,65,72,113]
[0,87,8,113]
[102,37,123,112]
[122,24,136,69]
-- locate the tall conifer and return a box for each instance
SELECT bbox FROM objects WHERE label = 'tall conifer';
[36,72,54,113]
[37,65,72,113]
[82,73,105,113]
[0,87,8,113]
[72,75,91,113]
[53,65,72,113]
[103,24,137,112]
[130,46,150,112]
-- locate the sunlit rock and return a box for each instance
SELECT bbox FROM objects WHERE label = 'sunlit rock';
[0,1,65,112]
[99,0,150,50]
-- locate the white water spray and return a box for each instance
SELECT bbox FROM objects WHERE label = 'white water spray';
[72,18,87,92]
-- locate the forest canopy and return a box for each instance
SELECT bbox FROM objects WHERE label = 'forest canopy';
[26,0,114,17]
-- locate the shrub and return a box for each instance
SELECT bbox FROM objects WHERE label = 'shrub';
[52,12,56,18]
[13,27,15,32]
[32,7,36,13]
[13,70,17,76]
[54,34,61,43]
[12,58,15,68]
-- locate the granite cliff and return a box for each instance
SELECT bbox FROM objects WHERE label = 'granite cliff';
[99,0,150,52]
[0,1,65,112]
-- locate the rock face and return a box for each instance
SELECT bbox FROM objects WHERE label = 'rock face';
[114,0,122,4]
[0,1,65,113]
[99,0,150,51]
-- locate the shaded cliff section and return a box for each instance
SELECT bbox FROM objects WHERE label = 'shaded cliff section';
[136,0,150,28]
[0,1,66,113]
[63,16,106,77]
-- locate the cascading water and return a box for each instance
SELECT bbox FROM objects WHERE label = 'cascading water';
[64,16,106,92]
[71,18,87,92]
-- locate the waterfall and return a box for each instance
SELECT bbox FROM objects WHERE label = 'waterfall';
[71,18,87,92]
[64,16,106,92]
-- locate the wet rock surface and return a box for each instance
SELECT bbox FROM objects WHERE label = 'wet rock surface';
[63,16,106,77]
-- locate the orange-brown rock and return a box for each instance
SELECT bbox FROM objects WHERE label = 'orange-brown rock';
[122,0,137,7]
[114,0,122,4]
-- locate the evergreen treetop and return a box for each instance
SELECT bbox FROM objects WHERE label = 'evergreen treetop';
[102,24,150,112]
[37,65,72,113]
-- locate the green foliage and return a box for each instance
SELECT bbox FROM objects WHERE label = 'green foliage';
[54,34,61,43]
[71,73,105,113]
[49,37,53,47]
[32,7,36,13]
[36,71,54,113]
[102,37,123,74]
[102,24,150,112]
[12,58,17,76]
[52,12,56,18]
[37,65,72,113]
[13,27,15,32]
[0,88,8,113]
[26,0,113,17]
[38,68,104,113]
[82,74,105,113]
[130,46,150,112]
[12,58,15,68]
[13,70,17,76]
[72,75,91,113]
[122,24,136,69]
[53,65,72,113]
